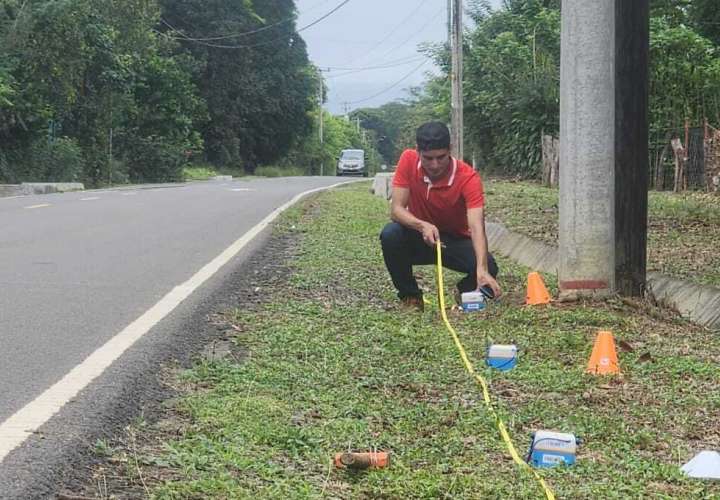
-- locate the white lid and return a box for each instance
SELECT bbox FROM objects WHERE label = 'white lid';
[461,291,485,302]
[533,430,577,453]
[487,344,517,358]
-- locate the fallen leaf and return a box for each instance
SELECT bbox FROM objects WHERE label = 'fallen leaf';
[638,352,653,363]
[618,340,635,352]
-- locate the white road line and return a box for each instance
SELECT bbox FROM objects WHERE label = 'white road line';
[23,204,50,210]
[0,196,24,201]
[230,188,256,192]
[121,192,138,196]
[0,180,357,464]
[80,197,100,201]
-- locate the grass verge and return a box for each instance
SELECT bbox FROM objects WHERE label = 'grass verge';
[485,179,720,288]
[254,165,307,177]
[183,164,312,181]
[183,166,218,181]
[88,183,720,499]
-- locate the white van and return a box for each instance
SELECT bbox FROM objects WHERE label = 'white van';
[336,149,367,177]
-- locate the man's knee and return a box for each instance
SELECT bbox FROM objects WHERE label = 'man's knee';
[380,222,406,248]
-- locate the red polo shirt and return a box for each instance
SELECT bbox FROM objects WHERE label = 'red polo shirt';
[392,149,484,238]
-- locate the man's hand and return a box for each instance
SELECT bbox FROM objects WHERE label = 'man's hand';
[476,269,502,298]
[389,187,440,248]
[420,222,440,247]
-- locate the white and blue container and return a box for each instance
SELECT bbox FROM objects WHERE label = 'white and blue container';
[528,430,579,468]
[461,291,486,312]
[485,344,518,371]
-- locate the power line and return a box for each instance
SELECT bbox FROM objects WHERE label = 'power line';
[160,0,352,49]
[164,0,334,42]
[372,5,446,62]
[325,57,428,79]
[343,0,433,67]
[346,58,430,105]
[322,55,427,72]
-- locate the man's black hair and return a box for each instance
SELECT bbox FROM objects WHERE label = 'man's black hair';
[416,121,451,151]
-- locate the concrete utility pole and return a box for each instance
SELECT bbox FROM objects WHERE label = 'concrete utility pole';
[615,1,650,296]
[318,72,324,176]
[447,0,452,46]
[559,1,649,298]
[450,0,463,160]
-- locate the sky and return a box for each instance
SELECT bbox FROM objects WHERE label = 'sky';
[296,0,502,115]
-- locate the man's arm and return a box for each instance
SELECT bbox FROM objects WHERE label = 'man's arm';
[390,186,439,246]
[467,206,501,297]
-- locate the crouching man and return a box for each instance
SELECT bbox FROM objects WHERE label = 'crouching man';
[379,121,501,310]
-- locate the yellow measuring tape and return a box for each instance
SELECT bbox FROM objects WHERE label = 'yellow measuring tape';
[435,241,555,500]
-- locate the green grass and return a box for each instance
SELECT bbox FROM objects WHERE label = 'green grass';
[183,164,311,181]
[109,184,719,499]
[183,165,218,181]
[486,179,720,287]
[254,165,307,177]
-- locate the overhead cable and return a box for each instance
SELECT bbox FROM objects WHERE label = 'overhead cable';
[322,55,427,72]
[373,6,446,62]
[163,0,333,42]
[346,58,430,105]
[342,0,432,67]
[160,0,352,49]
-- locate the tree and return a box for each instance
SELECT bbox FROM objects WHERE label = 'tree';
[159,0,316,172]
[649,15,720,172]
[688,0,720,47]
[350,102,415,165]
[0,0,204,184]
[463,0,560,175]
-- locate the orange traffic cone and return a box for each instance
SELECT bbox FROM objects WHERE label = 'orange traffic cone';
[526,272,551,305]
[586,330,620,375]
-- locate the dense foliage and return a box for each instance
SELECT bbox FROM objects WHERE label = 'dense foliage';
[4,1,719,184]
[359,0,720,179]
[0,0,205,184]
[0,0,365,185]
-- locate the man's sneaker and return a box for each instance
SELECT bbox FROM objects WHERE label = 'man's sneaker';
[400,295,424,312]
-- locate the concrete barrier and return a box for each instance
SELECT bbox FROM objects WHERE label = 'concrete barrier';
[486,221,720,331]
[0,184,24,197]
[20,182,84,194]
[372,173,394,200]
[0,183,85,198]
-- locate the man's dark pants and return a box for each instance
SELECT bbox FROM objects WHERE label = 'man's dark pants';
[380,222,499,299]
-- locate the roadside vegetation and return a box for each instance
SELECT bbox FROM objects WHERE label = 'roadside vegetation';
[82,184,720,498]
[5,1,720,188]
[486,178,720,288]
[0,1,382,186]
[182,165,307,181]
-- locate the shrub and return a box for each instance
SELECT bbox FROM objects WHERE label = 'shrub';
[23,137,85,182]
[124,136,186,183]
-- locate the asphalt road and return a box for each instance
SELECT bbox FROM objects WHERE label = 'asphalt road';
[0,176,356,497]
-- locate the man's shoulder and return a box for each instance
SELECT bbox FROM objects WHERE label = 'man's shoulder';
[396,149,419,174]
[454,161,484,202]
[398,149,418,163]
[455,160,481,181]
